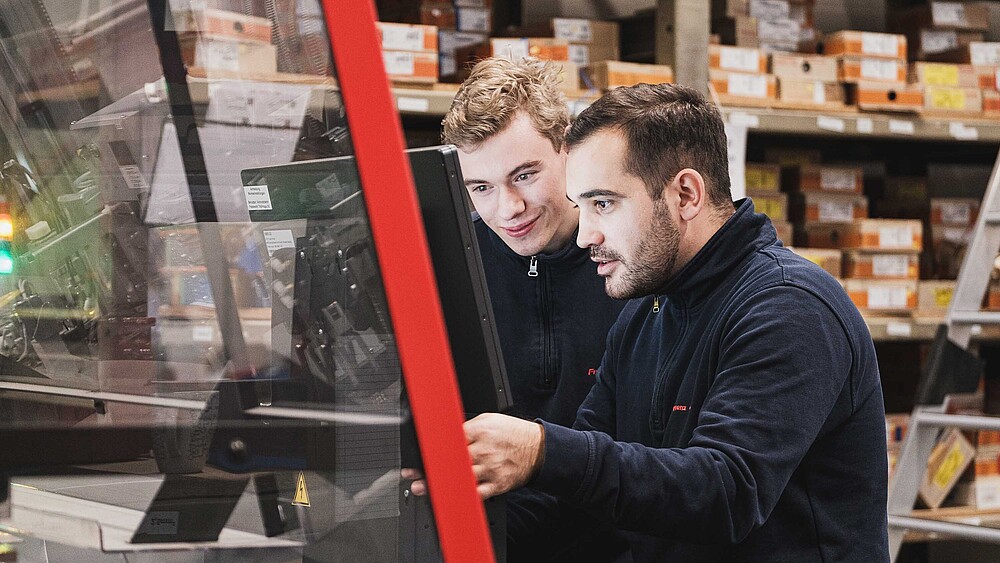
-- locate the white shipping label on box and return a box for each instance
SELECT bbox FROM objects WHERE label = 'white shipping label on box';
[922,30,959,54]
[198,42,240,73]
[861,58,900,81]
[942,226,971,243]
[728,74,768,98]
[941,202,972,224]
[397,96,430,112]
[381,26,426,52]
[818,200,854,222]
[492,39,530,60]
[820,168,857,191]
[887,321,912,337]
[976,477,1000,510]
[568,44,589,66]
[868,286,908,309]
[889,119,915,135]
[857,118,874,134]
[949,121,979,140]
[872,254,911,277]
[970,43,1000,66]
[932,2,966,26]
[720,46,761,72]
[553,18,592,42]
[119,165,149,190]
[861,32,899,57]
[243,185,272,211]
[263,229,296,256]
[879,225,915,248]
[383,51,416,75]
[759,18,800,43]
[812,81,826,104]
[817,116,846,132]
[749,0,791,20]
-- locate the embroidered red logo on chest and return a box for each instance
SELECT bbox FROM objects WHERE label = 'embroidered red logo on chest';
[587,368,598,376]
[672,405,688,412]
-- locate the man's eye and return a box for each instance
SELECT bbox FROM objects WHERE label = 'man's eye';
[515,171,536,182]
[595,200,613,211]
[471,184,490,193]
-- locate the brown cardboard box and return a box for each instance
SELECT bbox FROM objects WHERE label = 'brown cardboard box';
[985,89,1000,116]
[777,79,846,107]
[838,56,907,84]
[912,29,986,61]
[745,163,782,192]
[790,192,868,223]
[849,82,923,112]
[438,30,488,78]
[824,31,907,60]
[975,65,1000,89]
[378,0,456,29]
[910,62,978,88]
[376,22,439,53]
[748,191,787,221]
[920,428,976,509]
[454,0,491,6]
[843,251,920,280]
[891,2,990,32]
[174,9,272,44]
[788,247,843,278]
[932,42,1000,65]
[845,279,918,313]
[541,19,620,65]
[799,219,923,251]
[931,198,980,227]
[549,61,581,94]
[770,53,838,82]
[783,165,864,194]
[715,15,811,53]
[585,61,673,90]
[179,36,277,74]
[884,177,928,209]
[418,2,456,28]
[709,69,777,104]
[486,38,570,61]
[710,45,768,74]
[765,148,821,167]
[922,86,983,114]
[456,7,491,33]
[918,280,956,315]
[382,50,438,83]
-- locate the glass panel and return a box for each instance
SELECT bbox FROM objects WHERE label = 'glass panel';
[0,1,458,560]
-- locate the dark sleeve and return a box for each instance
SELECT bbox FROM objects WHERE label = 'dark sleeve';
[530,286,853,543]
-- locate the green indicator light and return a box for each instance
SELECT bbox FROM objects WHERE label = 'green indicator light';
[0,251,13,274]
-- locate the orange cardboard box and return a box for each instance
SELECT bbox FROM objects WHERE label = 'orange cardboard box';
[838,56,907,84]
[910,62,978,88]
[930,197,980,226]
[709,69,777,103]
[383,50,438,83]
[175,9,272,44]
[825,31,907,60]
[799,219,923,251]
[787,247,842,278]
[845,279,918,313]
[985,89,1000,115]
[843,251,920,280]
[377,22,439,53]
[783,165,864,195]
[586,61,673,90]
[790,192,868,223]
[850,82,923,112]
[770,53,838,82]
[709,45,767,74]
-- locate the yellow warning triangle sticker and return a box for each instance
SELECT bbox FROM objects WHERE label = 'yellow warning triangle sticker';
[292,472,311,507]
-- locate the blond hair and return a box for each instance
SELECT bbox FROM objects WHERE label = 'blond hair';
[442,58,569,152]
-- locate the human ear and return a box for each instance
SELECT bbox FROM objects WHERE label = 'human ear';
[675,169,706,222]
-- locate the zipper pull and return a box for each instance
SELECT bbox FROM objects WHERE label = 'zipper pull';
[528,256,539,277]
[652,296,660,313]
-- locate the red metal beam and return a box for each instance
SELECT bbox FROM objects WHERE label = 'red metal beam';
[318,2,495,562]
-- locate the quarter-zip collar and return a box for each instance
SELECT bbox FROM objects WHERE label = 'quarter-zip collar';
[482,224,591,268]
[654,198,775,304]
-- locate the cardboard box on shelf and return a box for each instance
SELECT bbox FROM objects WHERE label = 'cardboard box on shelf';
[550,61,581,94]
[709,69,777,104]
[179,36,277,75]
[933,42,1000,65]
[890,1,990,33]
[710,45,768,74]
[454,0,491,6]
[438,30,487,78]
[930,224,972,279]
[528,18,620,65]
[985,89,1000,116]
[770,53,838,82]
[773,220,793,245]
[910,62,978,88]
[174,9,272,44]
[378,0,456,28]
[845,279,918,313]
[799,219,923,251]
[884,176,929,211]
[748,191,787,221]
[788,247,843,278]
[922,86,982,114]
[837,56,907,84]
[790,192,868,223]
[585,61,673,90]
[824,31,907,60]
[745,163,782,192]
[715,15,813,53]
[376,22,438,53]
[911,29,986,62]
[456,6,491,33]
[843,251,920,280]
[783,165,864,194]
[382,50,438,83]
[777,79,845,107]
[917,280,956,315]
[931,197,980,227]
[486,38,570,61]
[849,82,923,112]
[920,428,976,509]
[975,66,1000,89]
[765,148,821,167]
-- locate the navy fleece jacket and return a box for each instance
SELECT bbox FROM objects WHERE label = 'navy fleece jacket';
[529,199,889,562]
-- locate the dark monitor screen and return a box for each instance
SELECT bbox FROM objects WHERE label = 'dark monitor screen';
[240,145,510,415]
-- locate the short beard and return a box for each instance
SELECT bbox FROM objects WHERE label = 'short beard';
[606,198,679,299]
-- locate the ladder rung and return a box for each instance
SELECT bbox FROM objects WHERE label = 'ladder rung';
[986,211,1000,224]
[950,311,1000,325]
[889,515,1000,544]
[912,411,1000,431]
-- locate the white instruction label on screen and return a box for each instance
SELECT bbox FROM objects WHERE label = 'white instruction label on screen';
[932,2,966,26]
[879,226,914,248]
[192,326,214,343]
[941,202,972,225]
[820,169,856,191]
[728,74,768,98]
[243,185,273,211]
[553,18,592,42]
[872,254,911,278]
[383,52,416,76]
[720,47,760,72]
[861,32,898,57]
[861,58,899,81]
[381,26,425,51]
[263,229,296,256]
[119,165,149,190]
[868,286,908,309]
[818,201,854,222]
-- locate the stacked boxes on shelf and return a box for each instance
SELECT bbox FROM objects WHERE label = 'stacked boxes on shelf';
[770,52,845,109]
[377,22,440,84]
[744,162,789,241]
[889,1,988,63]
[910,62,983,116]
[825,31,921,113]
[929,196,978,279]
[174,8,277,75]
[713,0,818,54]
[708,45,776,106]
